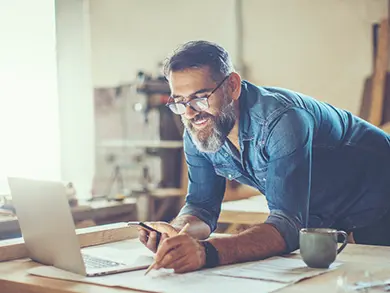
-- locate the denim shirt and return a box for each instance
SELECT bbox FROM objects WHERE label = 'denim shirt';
[178,80,390,252]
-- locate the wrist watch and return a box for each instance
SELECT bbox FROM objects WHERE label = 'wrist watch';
[201,241,220,268]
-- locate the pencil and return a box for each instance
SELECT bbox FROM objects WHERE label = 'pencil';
[144,223,190,276]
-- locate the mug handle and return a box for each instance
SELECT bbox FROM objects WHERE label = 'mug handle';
[336,230,348,254]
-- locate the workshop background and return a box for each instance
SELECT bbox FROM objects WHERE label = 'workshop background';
[0,0,389,237]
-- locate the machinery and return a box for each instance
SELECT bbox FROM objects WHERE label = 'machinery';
[132,71,184,190]
[96,70,184,214]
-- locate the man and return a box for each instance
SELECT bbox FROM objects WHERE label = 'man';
[138,40,390,273]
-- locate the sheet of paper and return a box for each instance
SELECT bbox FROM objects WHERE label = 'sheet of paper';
[27,239,340,293]
[28,266,288,293]
[81,241,154,266]
[81,238,154,255]
[211,256,342,284]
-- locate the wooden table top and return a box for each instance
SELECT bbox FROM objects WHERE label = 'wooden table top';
[1,238,390,293]
[219,195,270,224]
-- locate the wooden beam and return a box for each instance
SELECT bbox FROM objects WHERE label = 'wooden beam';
[149,188,186,198]
[218,210,269,225]
[381,121,390,133]
[0,222,137,262]
[368,18,389,126]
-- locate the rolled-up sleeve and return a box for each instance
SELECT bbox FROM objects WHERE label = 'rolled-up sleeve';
[177,131,226,232]
[264,108,314,253]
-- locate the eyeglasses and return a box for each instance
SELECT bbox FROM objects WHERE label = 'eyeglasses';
[166,75,230,115]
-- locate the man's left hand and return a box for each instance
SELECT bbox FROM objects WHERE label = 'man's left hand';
[154,234,206,273]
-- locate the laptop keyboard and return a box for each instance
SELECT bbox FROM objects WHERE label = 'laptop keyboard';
[82,254,124,269]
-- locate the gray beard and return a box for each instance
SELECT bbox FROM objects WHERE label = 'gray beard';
[182,101,236,153]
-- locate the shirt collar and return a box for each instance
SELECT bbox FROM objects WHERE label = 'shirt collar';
[238,81,256,141]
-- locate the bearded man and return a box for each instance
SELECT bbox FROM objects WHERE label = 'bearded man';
[137,40,390,273]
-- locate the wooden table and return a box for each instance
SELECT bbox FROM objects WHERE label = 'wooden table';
[219,195,269,233]
[1,225,390,293]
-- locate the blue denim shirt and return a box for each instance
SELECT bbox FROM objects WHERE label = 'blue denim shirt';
[178,80,390,252]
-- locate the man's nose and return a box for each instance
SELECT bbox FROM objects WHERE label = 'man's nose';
[183,105,198,120]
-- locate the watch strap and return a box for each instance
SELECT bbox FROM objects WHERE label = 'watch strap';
[201,241,220,268]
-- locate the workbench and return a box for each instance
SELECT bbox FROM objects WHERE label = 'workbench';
[1,223,390,293]
[218,195,269,233]
[0,198,138,240]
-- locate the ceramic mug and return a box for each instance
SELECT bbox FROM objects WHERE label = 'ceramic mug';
[299,228,348,268]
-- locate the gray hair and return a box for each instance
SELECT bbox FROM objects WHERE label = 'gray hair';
[163,40,234,81]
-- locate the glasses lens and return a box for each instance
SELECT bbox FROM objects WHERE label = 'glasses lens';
[190,98,209,112]
[168,103,186,114]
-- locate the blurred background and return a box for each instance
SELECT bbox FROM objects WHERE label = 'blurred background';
[0,0,389,238]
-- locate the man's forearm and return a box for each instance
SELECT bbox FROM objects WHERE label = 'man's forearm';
[170,215,211,240]
[208,223,286,265]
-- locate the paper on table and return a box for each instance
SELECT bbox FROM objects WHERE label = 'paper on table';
[28,266,288,293]
[211,256,342,284]
[81,238,154,256]
[27,240,339,293]
[81,242,154,266]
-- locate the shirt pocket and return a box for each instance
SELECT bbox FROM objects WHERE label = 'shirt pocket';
[214,164,260,190]
[249,166,267,191]
[213,164,242,181]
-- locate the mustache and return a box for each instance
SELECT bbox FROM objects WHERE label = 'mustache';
[191,112,214,123]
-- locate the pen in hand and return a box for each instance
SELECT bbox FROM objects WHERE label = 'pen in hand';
[144,223,190,276]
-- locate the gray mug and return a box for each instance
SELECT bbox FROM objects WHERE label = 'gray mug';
[299,228,348,269]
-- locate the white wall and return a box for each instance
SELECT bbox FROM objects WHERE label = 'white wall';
[56,0,95,199]
[90,0,237,87]
[90,0,387,115]
[243,0,388,114]
[0,0,61,193]
[0,0,95,199]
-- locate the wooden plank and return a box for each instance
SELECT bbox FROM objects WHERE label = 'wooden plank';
[149,188,186,198]
[368,18,389,126]
[381,121,390,133]
[0,222,138,262]
[218,210,269,225]
[0,260,137,293]
[218,195,269,225]
[1,241,390,293]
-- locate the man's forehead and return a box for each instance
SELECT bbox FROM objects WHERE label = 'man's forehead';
[168,68,216,97]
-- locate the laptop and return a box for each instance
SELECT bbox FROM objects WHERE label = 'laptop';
[8,177,152,277]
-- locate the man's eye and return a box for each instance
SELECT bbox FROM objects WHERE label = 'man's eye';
[194,95,208,100]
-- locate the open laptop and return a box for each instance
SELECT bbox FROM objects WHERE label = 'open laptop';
[8,177,153,277]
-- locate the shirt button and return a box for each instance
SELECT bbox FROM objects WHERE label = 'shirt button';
[263,178,266,181]
[228,174,232,180]
[223,153,228,157]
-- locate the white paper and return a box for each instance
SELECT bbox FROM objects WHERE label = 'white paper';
[120,269,288,293]
[211,256,342,284]
[27,239,340,293]
[81,242,154,266]
[28,266,288,293]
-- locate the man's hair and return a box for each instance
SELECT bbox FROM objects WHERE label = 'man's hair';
[163,40,234,81]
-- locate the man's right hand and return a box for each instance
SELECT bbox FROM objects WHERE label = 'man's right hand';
[137,221,179,253]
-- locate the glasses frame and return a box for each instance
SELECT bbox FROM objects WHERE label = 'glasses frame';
[165,74,230,115]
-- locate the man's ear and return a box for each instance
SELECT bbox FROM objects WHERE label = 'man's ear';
[228,72,242,101]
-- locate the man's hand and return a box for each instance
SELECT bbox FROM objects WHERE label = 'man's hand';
[154,234,206,273]
[138,222,179,253]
